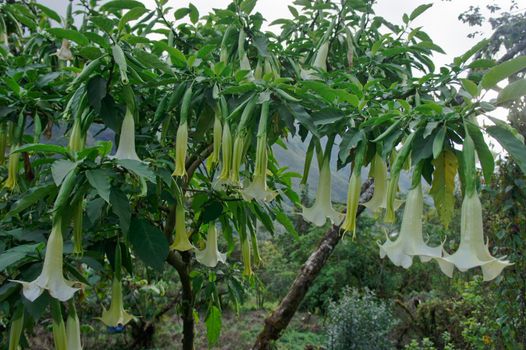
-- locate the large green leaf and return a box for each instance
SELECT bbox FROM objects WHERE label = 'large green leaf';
[100,0,145,11]
[205,306,222,347]
[409,3,432,21]
[486,124,526,174]
[118,7,148,31]
[110,188,131,234]
[465,122,494,183]
[481,55,526,89]
[0,244,41,272]
[86,169,114,203]
[51,159,77,186]
[47,28,89,46]
[128,217,169,270]
[117,159,156,183]
[6,184,56,218]
[13,143,69,157]
[497,79,526,104]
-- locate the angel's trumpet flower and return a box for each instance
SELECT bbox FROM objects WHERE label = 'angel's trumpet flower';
[66,304,82,350]
[436,191,512,281]
[113,108,140,161]
[171,202,194,251]
[100,245,134,330]
[51,300,67,350]
[242,102,276,202]
[379,183,443,268]
[13,217,79,301]
[301,155,344,227]
[313,41,329,71]
[68,118,85,153]
[8,305,24,350]
[4,150,19,191]
[172,121,188,177]
[241,237,252,277]
[209,111,222,168]
[363,154,401,215]
[342,168,361,235]
[214,122,233,190]
[196,224,226,267]
[72,200,84,256]
[57,39,73,61]
[230,134,245,185]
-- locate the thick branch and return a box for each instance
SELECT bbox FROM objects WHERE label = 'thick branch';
[252,180,374,350]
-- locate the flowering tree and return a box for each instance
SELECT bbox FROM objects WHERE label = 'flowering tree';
[1,0,526,349]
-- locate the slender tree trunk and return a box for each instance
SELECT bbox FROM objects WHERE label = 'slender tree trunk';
[252,180,374,350]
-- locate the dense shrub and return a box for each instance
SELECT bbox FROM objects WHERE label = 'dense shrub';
[325,288,397,350]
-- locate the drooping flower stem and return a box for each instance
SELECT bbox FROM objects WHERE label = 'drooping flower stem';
[241,236,252,277]
[230,97,257,185]
[342,143,366,235]
[385,132,416,223]
[72,199,84,255]
[51,299,67,350]
[210,105,222,167]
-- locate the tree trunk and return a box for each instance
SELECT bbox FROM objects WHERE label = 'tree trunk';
[252,180,374,350]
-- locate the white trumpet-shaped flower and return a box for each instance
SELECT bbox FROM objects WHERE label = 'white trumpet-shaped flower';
[57,39,73,61]
[379,183,443,268]
[113,108,140,161]
[242,103,276,202]
[4,150,19,191]
[241,237,253,277]
[210,113,222,167]
[301,158,344,227]
[171,203,194,251]
[229,134,245,186]
[213,122,233,190]
[196,224,226,267]
[172,121,188,177]
[436,192,512,281]
[363,154,402,215]
[342,168,361,235]
[13,217,79,302]
[301,41,329,80]
[100,278,135,328]
[66,305,82,350]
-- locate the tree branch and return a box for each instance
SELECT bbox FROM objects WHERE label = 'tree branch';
[252,179,374,350]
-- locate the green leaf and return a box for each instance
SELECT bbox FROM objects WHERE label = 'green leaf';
[34,3,61,22]
[276,210,299,240]
[486,124,526,174]
[455,39,489,66]
[128,217,169,270]
[47,28,89,46]
[497,79,526,104]
[240,0,257,14]
[202,201,223,223]
[86,169,113,203]
[13,143,69,156]
[205,306,222,347]
[87,75,107,112]
[118,7,148,31]
[481,55,526,89]
[100,0,145,11]
[465,122,494,183]
[430,149,458,228]
[6,184,56,218]
[110,188,131,234]
[461,79,479,98]
[188,3,199,24]
[409,4,433,21]
[117,159,156,183]
[51,159,77,186]
[432,125,446,159]
[174,8,190,20]
[132,48,172,74]
[0,244,41,272]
